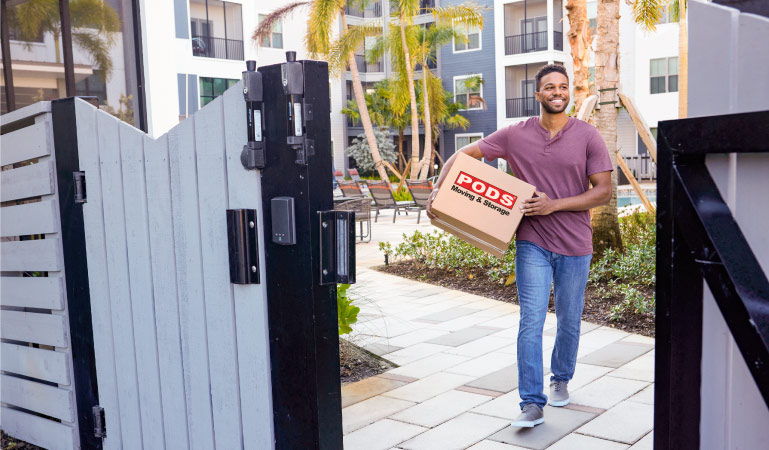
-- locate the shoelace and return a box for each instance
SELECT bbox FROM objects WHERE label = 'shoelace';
[553,381,565,392]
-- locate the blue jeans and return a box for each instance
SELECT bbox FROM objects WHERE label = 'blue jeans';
[515,240,592,408]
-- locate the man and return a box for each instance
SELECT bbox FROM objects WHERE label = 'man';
[426,65,612,427]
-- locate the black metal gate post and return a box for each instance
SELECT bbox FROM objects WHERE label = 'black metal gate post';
[259,57,343,449]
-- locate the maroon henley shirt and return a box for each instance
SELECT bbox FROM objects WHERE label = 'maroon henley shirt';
[478,117,613,256]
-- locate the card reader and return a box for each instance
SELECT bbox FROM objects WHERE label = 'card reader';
[271,197,296,245]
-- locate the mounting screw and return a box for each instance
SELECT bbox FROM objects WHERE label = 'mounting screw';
[322,222,328,228]
[322,269,328,275]
[251,266,257,273]
[249,221,255,228]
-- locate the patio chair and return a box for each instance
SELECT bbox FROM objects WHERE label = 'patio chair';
[333,170,346,184]
[334,197,372,242]
[338,180,364,198]
[406,180,433,224]
[367,180,414,223]
[348,168,363,184]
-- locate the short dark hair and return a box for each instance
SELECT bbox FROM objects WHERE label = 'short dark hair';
[535,64,569,92]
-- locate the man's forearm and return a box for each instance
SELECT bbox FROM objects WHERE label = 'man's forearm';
[551,186,611,212]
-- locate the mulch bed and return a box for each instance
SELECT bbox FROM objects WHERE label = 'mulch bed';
[2,431,42,450]
[340,339,398,385]
[376,261,655,338]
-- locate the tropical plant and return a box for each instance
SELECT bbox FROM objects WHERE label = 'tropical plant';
[9,0,120,82]
[337,284,360,335]
[630,0,687,117]
[565,0,592,113]
[591,0,623,256]
[102,94,135,126]
[346,129,397,174]
[417,76,470,176]
[254,0,392,183]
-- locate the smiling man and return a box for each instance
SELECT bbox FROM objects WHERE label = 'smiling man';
[427,64,613,427]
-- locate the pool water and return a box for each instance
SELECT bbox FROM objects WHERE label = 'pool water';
[618,193,657,207]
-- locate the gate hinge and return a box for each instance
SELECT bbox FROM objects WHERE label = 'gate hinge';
[93,405,106,439]
[74,171,87,204]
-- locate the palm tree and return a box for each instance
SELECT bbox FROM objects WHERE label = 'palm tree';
[418,76,470,176]
[565,0,592,113]
[9,0,120,82]
[592,0,623,255]
[630,0,687,117]
[255,0,391,182]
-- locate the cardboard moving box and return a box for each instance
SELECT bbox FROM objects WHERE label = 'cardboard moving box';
[430,153,536,258]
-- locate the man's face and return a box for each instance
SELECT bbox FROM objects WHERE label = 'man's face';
[535,72,570,114]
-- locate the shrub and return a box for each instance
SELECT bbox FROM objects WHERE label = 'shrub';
[337,284,360,335]
[392,186,413,202]
[345,129,397,175]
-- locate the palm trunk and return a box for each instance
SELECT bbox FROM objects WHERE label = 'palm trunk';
[400,14,421,179]
[592,0,623,256]
[678,1,687,118]
[566,0,592,112]
[418,67,432,179]
[398,130,405,171]
[342,14,389,183]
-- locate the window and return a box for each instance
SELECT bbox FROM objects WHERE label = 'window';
[258,14,283,48]
[454,23,481,52]
[455,134,482,150]
[655,4,678,25]
[650,57,678,94]
[454,75,483,110]
[75,70,107,104]
[199,77,238,107]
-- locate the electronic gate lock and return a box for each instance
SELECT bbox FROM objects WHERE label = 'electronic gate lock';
[226,209,260,284]
[282,51,315,165]
[318,210,356,285]
[241,60,265,170]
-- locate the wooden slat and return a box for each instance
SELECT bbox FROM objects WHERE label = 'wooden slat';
[0,102,51,127]
[577,94,598,122]
[0,200,58,237]
[1,407,76,450]
[1,342,71,385]
[168,113,216,450]
[144,133,190,448]
[222,84,275,450]
[74,101,123,450]
[194,95,243,449]
[0,160,55,202]
[0,119,52,166]
[1,374,74,421]
[618,92,658,163]
[95,110,144,446]
[0,276,65,309]
[0,310,68,347]
[118,120,166,449]
[0,238,61,272]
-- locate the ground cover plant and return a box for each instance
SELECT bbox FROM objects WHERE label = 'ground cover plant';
[378,211,656,336]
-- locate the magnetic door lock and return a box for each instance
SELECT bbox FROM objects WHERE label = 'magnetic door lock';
[227,209,260,284]
[318,210,356,285]
[242,60,266,170]
[282,51,314,165]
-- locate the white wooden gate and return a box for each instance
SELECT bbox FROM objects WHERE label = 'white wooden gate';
[1,102,81,449]
[1,84,275,449]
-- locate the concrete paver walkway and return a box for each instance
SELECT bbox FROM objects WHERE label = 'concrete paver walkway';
[340,212,654,450]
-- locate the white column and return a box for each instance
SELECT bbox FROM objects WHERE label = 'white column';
[547,0,554,52]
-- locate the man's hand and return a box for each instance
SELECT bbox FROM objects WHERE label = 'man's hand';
[521,191,559,216]
[426,189,439,219]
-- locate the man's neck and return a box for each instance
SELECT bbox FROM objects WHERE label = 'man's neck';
[539,112,569,138]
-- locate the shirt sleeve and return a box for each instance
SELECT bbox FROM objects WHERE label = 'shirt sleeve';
[477,126,509,161]
[586,130,614,176]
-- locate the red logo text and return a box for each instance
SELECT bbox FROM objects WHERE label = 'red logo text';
[454,171,518,209]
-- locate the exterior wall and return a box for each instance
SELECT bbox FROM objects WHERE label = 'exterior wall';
[441,0,497,159]
[689,1,769,448]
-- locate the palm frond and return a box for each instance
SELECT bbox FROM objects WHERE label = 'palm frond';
[306,0,346,57]
[432,4,484,29]
[328,20,383,74]
[252,2,309,46]
[73,31,113,81]
[632,0,664,32]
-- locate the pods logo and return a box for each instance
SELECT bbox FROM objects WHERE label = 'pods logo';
[454,171,518,209]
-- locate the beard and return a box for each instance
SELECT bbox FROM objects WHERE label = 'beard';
[540,98,568,114]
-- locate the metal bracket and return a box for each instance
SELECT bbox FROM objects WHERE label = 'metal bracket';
[596,87,621,109]
[318,210,356,285]
[227,209,260,284]
[73,171,87,204]
[241,141,265,170]
[93,405,106,439]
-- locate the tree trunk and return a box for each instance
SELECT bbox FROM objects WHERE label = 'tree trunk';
[592,0,623,256]
[678,1,687,118]
[398,130,405,171]
[400,14,421,179]
[342,14,389,182]
[418,67,432,179]
[566,0,592,113]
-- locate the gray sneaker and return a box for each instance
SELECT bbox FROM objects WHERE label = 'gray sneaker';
[549,380,569,407]
[510,403,544,428]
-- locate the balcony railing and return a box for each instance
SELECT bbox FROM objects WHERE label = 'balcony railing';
[415,59,438,72]
[353,54,383,73]
[504,31,548,55]
[192,35,244,60]
[345,2,382,18]
[506,97,540,118]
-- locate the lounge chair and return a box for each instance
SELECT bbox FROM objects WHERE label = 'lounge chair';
[367,180,414,223]
[406,180,433,224]
[339,180,364,198]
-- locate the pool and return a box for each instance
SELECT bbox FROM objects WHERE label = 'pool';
[618,193,657,207]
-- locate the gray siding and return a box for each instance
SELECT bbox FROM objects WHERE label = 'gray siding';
[174,0,190,39]
[440,0,497,160]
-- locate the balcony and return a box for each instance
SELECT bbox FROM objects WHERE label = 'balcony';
[192,35,244,60]
[506,97,540,118]
[504,31,563,55]
[354,54,384,73]
[345,1,382,18]
[503,0,563,56]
